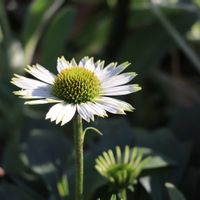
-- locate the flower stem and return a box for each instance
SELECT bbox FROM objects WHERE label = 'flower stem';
[121,188,127,200]
[73,114,84,200]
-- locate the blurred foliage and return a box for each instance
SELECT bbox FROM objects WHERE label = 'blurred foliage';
[0,0,200,199]
[165,182,186,200]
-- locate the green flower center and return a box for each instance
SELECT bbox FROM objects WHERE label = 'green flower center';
[52,67,101,104]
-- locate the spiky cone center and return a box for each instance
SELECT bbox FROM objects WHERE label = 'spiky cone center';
[52,67,101,104]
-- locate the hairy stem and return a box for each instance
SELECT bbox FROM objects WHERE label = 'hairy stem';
[73,114,84,200]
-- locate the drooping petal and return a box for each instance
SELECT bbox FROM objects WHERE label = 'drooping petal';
[57,56,71,73]
[61,104,76,126]
[97,97,134,112]
[25,64,55,84]
[77,104,89,122]
[46,103,65,122]
[79,103,95,121]
[11,74,49,89]
[83,102,107,117]
[102,84,141,96]
[55,104,75,125]
[46,103,76,125]
[96,99,125,114]
[77,104,93,122]
[25,98,63,105]
[13,85,52,99]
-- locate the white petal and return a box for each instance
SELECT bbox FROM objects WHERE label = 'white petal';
[56,104,75,125]
[79,56,90,67]
[25,98,63,105]
[25,99,50,105]
[101,72,137,88]
[92,102,111,116]
[46,103,65,122]
[70,58,78,67]
[77,104,91,122]
[46,103,76,125]
[102,84,141,96]
[95,62,117,81]
[98,97,134,112]
[84,58,95,72]
[25,64,55,84]
[94,59,102,67]
[111,62,131,76]
[13,85,52,99]
[80,103,95,121]
[94,60,105,75]
[57,56,70,73]
[61,104,76,125]
[56,108,67,124]
[95,101,121,114]
[103,62,117,71]
[11,74,49,89]
[95,60,105,69]
[97,62,130,82]
[84,102,107,117]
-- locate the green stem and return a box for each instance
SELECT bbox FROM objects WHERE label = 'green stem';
[121,188,127,200]
[73,114,84,200]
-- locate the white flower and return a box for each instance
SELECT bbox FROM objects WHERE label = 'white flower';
[11,56,141,126]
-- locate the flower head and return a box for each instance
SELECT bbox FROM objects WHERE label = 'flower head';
[11,57,141,126]
[95,146,151,189]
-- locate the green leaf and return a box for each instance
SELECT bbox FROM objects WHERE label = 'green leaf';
[40,7,75,69]
[22,0,64,64]
[120,8,197,74]
[138,148,175,172]
[165,183,186,200]
[97,194,117,200]
[133,128,192,200]
[57,174,69,198]
[22,0,55,44]
[21,129,72,199]
[134,128,191,181]
[2,137,49,200]
[110,194,117,200]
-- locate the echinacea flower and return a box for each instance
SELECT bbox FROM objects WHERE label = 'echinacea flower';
[95,146,151,189]
[11,57,141,126]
